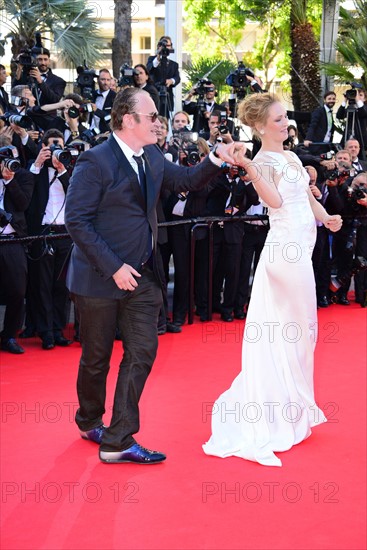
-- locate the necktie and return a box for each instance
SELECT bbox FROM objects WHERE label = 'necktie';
[133,155,147,206]
[327,109,333,128]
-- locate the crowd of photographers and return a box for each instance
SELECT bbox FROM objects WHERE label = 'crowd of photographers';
[0,37,367,355]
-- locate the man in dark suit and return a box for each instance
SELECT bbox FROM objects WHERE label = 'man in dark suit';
[0,64,10,112]
[147,36,180,115]
[0,135,34,354]
[345,138,367,174]
[65,87,241,464]
[89,69,116,133]
[13,48,66,109]
[26,129,72,350]
[183,81,222,134]
[304,91,337,153]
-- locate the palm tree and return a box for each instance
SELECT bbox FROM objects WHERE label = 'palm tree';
[1,0,104,71]
[322,0,367,89]
[112,0,133,79]
[290,0,321,113]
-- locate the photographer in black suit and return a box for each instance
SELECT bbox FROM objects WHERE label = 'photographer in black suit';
[304,91,337,152]
[147,36,180,115]
[0,135,34,354]
[65,87,244,464]
[13,48,66,110]
[89,69,116,133]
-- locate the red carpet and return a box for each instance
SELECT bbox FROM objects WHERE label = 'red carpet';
[1,302,366,550]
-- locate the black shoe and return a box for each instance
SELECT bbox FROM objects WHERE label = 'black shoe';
[42,336,55,350]
[99,443,166,464]
[234,309,246,320]
[1,338,25,354]
[80,424,106,444]
[338,295,350,305]
[166,323,182,333]
[157,326,167,336]
[172,318,185,326]
[19,328,35,338]
[221,313,233,322]
[317,296,329,308]
[54,334,72,346]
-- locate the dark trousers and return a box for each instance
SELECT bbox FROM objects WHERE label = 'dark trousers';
[312,226,332,299]
[36,236,71,335]
[332,223,355,293]
[354,224,367,303]
[234,224,268,311]
[73,266,162,452]
[0,241,27,340]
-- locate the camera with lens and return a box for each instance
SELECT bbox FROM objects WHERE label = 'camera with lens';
[0,112,33,130]
[46,140,72,167]
[80,128,101,146]
[226,61,254,90]
[325,164,350,181]
[193,78,214,97]
[0,207,13,228]
[0,145,22,172]
[347,184,367,202]
[176,131,200,166]
[157,39,174,56]
[344,82,362,105]
[75,63,97,101]
[118,64,138,87]
[16,48,38,74]
[66,140,90,167]
[320,151,334,160]
[218,111,229,135]
[68,103,93,119]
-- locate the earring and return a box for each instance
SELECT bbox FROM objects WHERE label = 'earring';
[260,129,265,135]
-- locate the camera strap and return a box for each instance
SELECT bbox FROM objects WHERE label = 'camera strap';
[49,170,58,186]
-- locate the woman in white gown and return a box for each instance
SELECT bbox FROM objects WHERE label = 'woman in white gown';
[203,94,342,466]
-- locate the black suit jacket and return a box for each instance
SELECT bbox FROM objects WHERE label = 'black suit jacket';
[146,56,180,112]
[26,166,70,235]
[305,106,336,143]
[65,135,222,299]
[184,100,222,134]
[89,89,116,133]
[2,168,34,237]
[0,86,10,112]
[13,69,66,107]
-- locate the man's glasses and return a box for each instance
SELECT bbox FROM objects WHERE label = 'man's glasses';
[132,112,159,122]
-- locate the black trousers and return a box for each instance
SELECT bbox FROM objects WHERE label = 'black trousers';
[234,224,268,311]
[73,265,162,452]
[312,226,332,299]
[0,240,27,340]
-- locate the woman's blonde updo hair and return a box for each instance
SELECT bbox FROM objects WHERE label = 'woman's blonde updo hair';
[237,93,280,139]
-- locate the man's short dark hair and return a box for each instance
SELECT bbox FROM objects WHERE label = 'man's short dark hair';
[323,91,336,99]
[42,129,64,145]
[111,88,148,131]
[37,49,50,57]
[210,110,221,120]
[0,64,5,71]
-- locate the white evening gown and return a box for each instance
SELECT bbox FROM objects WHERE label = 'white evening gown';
[203,151,327,467]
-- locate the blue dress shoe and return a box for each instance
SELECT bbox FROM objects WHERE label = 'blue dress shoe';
[99,443,166,464]
[1,338,25,354]
[80,424,106,444]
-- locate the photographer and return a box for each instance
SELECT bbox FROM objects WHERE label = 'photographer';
[25,129,73,350]
[345,138,367,174]
[346,172,367,306]
[89,69,116,133]
[147,36,180,114]
[31,94,90,144]
[0,135,34,354]
[133,64,160,111]
[336,87,367,156]
[304,91,337,153]
[206,110,234,149]
[325,150,363,305]
[0,64,10,112]
[183,80,221,134]
[1,87,39,165]
[12,47,66,110]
